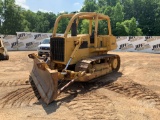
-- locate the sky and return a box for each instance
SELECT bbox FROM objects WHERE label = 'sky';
[15,0,84,14]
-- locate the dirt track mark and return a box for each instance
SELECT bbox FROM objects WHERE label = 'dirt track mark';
[0,80,30,87]
[65,92,119,120]
[0,87,38,108]
[104,81,160,110]
[75,74,160,110]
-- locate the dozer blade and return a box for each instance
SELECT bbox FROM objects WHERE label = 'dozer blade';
[28,53,58,104]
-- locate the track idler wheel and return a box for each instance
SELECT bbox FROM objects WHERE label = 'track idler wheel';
[111,57,120,72]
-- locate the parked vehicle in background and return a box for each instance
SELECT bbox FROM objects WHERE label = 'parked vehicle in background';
[37,38,50,56]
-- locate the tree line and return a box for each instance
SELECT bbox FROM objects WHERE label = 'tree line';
[0,0,160,36]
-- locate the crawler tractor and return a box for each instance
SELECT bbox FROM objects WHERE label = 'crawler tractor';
[0,39,9,60]
[28,12,120,104]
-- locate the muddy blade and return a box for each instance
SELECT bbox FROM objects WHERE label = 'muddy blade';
[29,54,58,104]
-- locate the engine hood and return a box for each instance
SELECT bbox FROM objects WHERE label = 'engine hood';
[38,44,50,47]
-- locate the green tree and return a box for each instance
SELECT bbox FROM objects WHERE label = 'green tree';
[56,13,69,33]
[115,22,128,36]
[0,0,3,31]
[44,12,56,32]
[106,0,120,6]
[22,19,30,32]
[81,0,98,12]
[97,0,114,16]
[115,17,143,36]
[113,2,124,24]
[80,19,89,34]
[123,0,160,35]
[128,17,137,35]
[111,2,124,34]
[153,11,160,35]
[1,0,24,34]
[0,0,160,36]
[98,20,108,35]
[22,10,37,32]
[123,0,134,20]
[137,0,159,35]
[97,0,107,8]
[33,11,49,32]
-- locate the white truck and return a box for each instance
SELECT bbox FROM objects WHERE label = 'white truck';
[37,38,50,56]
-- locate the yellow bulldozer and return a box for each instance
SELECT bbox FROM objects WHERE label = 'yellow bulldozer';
[0,39,9,60]
[28,12,120,104]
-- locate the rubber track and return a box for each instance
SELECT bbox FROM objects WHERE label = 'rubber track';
[65,92,119,120]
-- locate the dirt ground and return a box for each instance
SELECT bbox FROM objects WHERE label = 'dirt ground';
[0,51,160,120]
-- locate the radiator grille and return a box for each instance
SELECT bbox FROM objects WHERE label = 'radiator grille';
[50,37,65,61]
[41,47,50,50]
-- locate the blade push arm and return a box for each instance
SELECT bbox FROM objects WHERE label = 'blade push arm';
[62,37,83,72]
